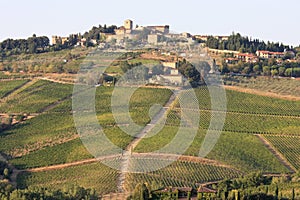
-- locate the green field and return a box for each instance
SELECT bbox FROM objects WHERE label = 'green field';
[128,58,160,66]
[0,113,76,157]
[223,76,300,98]
[134,127,288,173]
[263,134,300,170]
[0,78,299,195]
[183,87,300,116]
[0,80,73,113]
[95,86,173,126]
[125,160,241,191]
[17,162,119,195]
[0,80,29,98]
[10,138,93,169]
[3,86,172,169]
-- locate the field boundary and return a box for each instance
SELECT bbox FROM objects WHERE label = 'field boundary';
[224,85,300,101]
[255,134,296,173]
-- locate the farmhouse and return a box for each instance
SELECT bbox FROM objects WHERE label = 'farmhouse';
[236,53,258,63]
[256,50,285,59]
[52,36,69,45]
[225,57,239,64]
[162,61,178,69]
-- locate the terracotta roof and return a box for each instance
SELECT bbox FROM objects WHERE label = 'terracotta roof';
[175,187,193,192]
[270,52,284,55]
[257,50,284,55]
[225,58,239,61]
[237,53,256,57]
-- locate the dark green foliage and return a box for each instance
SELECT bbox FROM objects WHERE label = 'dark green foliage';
[205,33,289,53]
[177,59,202,87]
[0,183,98,200]
[0,35,49,56]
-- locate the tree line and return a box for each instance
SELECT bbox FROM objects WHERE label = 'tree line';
[221,59,300,77]
[127,172,299,200]
[0,24,119,58]
[203,33,292,53]
[0,182,98,200]
[0,34,49,57]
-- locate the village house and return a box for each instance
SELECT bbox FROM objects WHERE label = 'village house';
[146,25,170,34]
[236,53,258,63]
[256,50,285,59]
[160,71,183,85]
[52,36,69,45]
[162,61,178,69]
[225,57,239,64]
[147,34,161,45]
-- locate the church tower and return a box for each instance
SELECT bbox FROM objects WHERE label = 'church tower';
[124,19,133,30]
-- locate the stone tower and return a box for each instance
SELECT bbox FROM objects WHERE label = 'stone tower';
[124,19,133,30]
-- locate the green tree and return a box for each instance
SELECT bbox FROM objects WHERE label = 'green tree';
[278,66,286,76]
[271,69,279,76]
[253,65,261,75]
[3,168,9,179]
[132,183,150,200]
[284,68,293,77]
[28,34,38,54]
[262,66,271,76]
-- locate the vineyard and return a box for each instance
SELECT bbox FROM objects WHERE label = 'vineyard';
[0,80,73,113]
[223,75,300,98]
[263,134,300,170]
[0,76,299,196]
[125,159,241,191]
[10,138,93,169]
[0,113,77,157]
[0,79,29,98]
[180,87,300,116]
[134,128,289,173]
[17,162,120,195]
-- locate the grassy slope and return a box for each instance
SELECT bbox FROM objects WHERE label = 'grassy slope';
[0,80,73,113]
[17,162,119,195]
[2,79,299,194]
[125,160,241,191]
[0,80,29,98]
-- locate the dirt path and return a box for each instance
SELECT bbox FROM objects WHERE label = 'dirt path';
[255,134,296,173]
[117,90,179,192]
[37,77,73,85]
[17,152,237,174]
[224,85,300,101]
[25,155,118,172]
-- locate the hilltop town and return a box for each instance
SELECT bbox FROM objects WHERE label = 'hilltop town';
[1,19,300,200]
[1,19,300,80]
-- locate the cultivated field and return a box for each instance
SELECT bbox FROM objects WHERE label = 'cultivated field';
[0,76,299,196]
